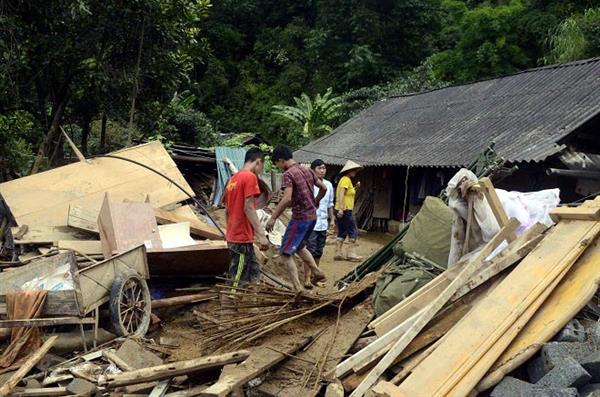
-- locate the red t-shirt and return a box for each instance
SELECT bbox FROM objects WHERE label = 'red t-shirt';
[225,169,261,243]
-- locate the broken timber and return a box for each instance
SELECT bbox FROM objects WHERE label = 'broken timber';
[98,351,250,388]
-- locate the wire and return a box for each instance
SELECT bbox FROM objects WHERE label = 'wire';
[90,154,226,237]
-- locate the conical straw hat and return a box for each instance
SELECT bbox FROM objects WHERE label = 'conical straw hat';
[340,160,363,174]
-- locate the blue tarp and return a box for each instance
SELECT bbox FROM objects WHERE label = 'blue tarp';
[213,147,247,206]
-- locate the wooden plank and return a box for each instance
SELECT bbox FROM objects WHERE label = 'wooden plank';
[103,349,136,371]
[0,290,80,317]
[371,222,544,337]
[57,240,103,255]
[10,387,68,397]
[477,237,600,392]
[11,226,92,245]
[478,177,516,242]
[97,351,250,388]
[0,335,58,397]
[200,337,313,396]
[395,219,600,397]
[550,205,600,223]
[68,205,100,233]
[0,317,95,328]
[154,208,223,240]
[0,141,192,227]
[349,219,520,397]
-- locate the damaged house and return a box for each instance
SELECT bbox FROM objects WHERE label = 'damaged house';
[295,57,600,231]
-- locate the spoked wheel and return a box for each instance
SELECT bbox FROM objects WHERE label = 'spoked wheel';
[109,271,151,337]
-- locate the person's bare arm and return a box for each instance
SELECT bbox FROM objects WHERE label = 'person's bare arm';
[314,177,327,205]
[244,196,269,249]
[266,187,292,232]
[328,206,335,229]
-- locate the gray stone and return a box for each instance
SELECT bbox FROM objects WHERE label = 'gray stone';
[542,341,595,370]
[530,388,578,397]
[66,378,97,396]
[536,356,591,388]
[580,383,600,397]
[582,352,600,382]
[590,321,600,348]
[491,377,534,397]
[115,339,162,370]
[555,319,586,343]
[25,379,41,389]
[528,355,549,383]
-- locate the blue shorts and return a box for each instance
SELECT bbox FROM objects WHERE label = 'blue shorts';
[336,210,358,241]
[280,219,316,256]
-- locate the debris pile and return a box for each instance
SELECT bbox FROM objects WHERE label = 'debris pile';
[1,139,600,397]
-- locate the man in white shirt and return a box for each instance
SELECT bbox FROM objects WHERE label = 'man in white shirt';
[304,159,335,288]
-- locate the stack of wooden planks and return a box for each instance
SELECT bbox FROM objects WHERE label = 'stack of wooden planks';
[330,196,600,397]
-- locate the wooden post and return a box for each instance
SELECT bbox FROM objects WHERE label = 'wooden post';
[0,336,58,397]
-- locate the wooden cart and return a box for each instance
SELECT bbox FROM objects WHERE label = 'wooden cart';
[0,245,151,351]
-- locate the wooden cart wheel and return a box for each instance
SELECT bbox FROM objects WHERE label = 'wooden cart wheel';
[109,272,151,337]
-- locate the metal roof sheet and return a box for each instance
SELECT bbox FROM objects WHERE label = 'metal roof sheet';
[295,58,600,167]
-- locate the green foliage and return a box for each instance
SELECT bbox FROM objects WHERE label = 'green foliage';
[544,8,600,64]
[221,135,274,173]
[272,88,342,142]
[0,112,37,176]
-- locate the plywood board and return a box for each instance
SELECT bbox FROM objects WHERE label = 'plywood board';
[154,207,223,240]
[57,240,103,255]
[98,194,162,257]
[395,219,600,397]
[0,141,191,227]
[11,226,93,245]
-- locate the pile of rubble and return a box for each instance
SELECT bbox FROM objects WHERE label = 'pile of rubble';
[2,140,600,397]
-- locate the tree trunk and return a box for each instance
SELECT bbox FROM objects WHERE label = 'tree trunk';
[81,115,92,156]
[100,112,107,152]
[127,17,145,146]
[30,96,68,174]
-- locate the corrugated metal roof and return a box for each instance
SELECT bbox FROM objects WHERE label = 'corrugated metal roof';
[295,58,600,167]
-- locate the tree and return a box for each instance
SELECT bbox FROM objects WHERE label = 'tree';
[272,88,342,141]
[544,8,600,64]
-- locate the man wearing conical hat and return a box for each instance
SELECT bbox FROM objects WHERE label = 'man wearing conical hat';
[335,160,363,262]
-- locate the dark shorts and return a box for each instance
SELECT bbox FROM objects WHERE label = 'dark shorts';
[228,243,260,285]
[307,230,327,259]
[336,210,358,241]
[280,219,316,256]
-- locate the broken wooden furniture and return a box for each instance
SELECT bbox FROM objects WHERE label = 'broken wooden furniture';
[0,246,151,351]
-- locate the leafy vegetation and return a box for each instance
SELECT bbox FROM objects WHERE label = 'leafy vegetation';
[0,0,598,176]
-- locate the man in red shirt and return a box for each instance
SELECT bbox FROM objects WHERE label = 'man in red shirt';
[267,145,327,291]
[225,147,269,286]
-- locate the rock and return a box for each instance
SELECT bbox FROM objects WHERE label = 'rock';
[555,319,586,343]
[491,377,534,397]
[542,341,595,370]
[325,381,344,397]
[66,378,97,396]
[590,321,600,349]
[115,339,162,370]
[536,356,591,388]
[24,379,41,389]
[580,383,600,397]
[530,388,579,397]
[581,352,600,382]
[528,355,549,383]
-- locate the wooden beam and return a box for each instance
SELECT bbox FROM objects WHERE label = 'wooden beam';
[200,337,313,397]
[11,226,92,245]
[151,293,216,309]
[550,205,600,223]
[0,335,58,397]
[10,387,68,397]
[349,219,520,397]
[0,317,95,328]
[478,177,516,242]
[98,351,250,388]
[154,208,223,240]
[56,240,103,255]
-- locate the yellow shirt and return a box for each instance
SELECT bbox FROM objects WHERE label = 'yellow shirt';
[336,176,356,211]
